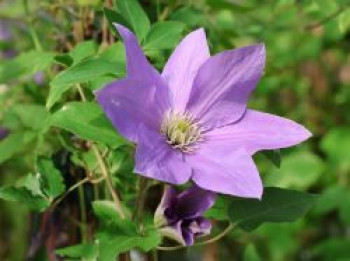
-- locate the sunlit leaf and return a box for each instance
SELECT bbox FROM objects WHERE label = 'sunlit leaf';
[50,102,126,148]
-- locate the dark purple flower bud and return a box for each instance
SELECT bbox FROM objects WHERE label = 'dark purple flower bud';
[154,185,216,246]
[0,127,9,140]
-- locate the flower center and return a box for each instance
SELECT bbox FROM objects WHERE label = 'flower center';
[160,110,202,153]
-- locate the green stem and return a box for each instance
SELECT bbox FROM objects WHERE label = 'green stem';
[156,0,161,21]
[76,84,126,219]
[152,249,158,261]
[78,185,88,243]
[134,177,148,234]
[23,0,43,51]
[92,145,126,219]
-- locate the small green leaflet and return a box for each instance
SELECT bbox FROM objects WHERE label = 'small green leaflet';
[93,200,160,260]
[56,243,98,261]
[0,51,55,83]
[338,8,350,34]
[92,200,122,222]
[104,7,129,35]
[36,157,66,200]
[117,0,151,41]
[50,102,126,148]
[0,157,65,211]
[98,228,160,261]
[69,40,98,65]
[18,173,46,198]
[143,21,186,51]
[0,186,49,212]
[321,127,350,170]
[47,57,125,109]
[205,196,230,221]
[12,104,50,132]
[228,187,318,231]
[261,149,281,168]
[0,131,36,164]
[265,151,324,190]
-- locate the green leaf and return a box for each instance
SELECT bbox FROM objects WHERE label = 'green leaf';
[339,9,350,34]
[50,57,122,87]
[92,200,121,223]
[170,6,205,27]
[56,243,98,261]
[117,0,150,41]
[70,40,98,65]
[104,7,129,35]
[0,131,36,164]
[312,239,350,261]
[204,196,230,221]
[94,201,160,260]
[0,186,49,211]
[50,102,126,148]
[36,157,66,200]
[321,127,350,171]
[98,228,160,261]
[99,42,126,64]
[265,151,324,189]
[47,57,124,109]
[0,51,55,83]
[228,187,318,231]
[313,185,347,215]
[12,104,50,132]
[54,54,73,67]
[339,191,350,224]
[261,149,281,168]
[244,244,262,261]
[143,21,186,50]
[18,173,46,198]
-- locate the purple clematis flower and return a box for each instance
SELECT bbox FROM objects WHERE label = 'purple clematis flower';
[154,185,216,246]
[96,24,312,199]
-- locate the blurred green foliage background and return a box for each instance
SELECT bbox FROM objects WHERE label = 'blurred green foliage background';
[1,0,350,260]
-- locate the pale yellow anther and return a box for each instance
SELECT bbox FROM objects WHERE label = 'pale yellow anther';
[160,110,202,153]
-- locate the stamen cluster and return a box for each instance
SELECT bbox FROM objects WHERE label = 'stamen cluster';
[160,110,202,153]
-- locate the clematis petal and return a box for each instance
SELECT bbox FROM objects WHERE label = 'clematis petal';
[162,28,210,111]
[114,23,157,82]
[96,77,168,143]
[176,185,216,220]
[134,126,192,184]
[96,25,170,142]
[154,186,177,228]
[205,109,312,155]
[159,221,187,246]
[194,217,212,237]
[187,44,266,130]
[182,226,195,246]
[188,217,211,237]
[185,148,263,199]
